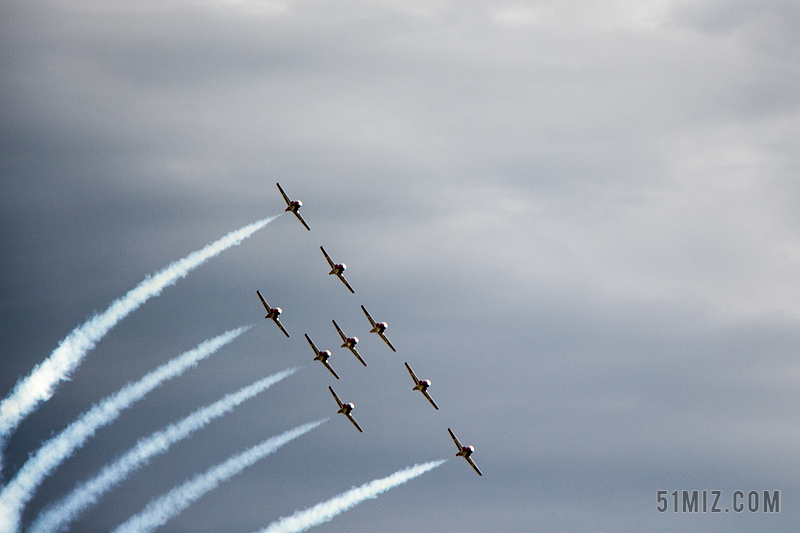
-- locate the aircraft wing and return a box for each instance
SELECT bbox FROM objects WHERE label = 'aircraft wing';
[349,346,367,367]
[422,390,439,410]
[256,290,270,312]
[328,386,344,409]
[321,359,340,380]
[466,456,482,476]
[332,320,347,343]
[304,333,319,355]
[404,362,420,386]
[276,182,291,206]
[294,211,310,231]
[378,332,396,352]
[320,246,335,269]
[361,305,377,327]
[346,413,363,433]
[273,317,290,338]
[448,428,462,451]
[337,273,355,294]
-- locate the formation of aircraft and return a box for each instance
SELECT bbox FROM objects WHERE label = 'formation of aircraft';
[448,428,482,476]
[256,290,289,338]
[320,246,355,293]
[329,386,362,432]
[404,362,438,410]
[361,305,396,352]
[305,334,339,379]
[332,319,366,367]
[276,182,310,231]
[262,184,482,475]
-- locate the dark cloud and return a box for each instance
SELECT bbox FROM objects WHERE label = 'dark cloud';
[669,0,800,55]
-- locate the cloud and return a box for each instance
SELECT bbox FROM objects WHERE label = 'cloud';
[28,368,298,533]
[256,460,446,533]
[0,327,248,533]
[0,217,274,442]
[110,420,326,533]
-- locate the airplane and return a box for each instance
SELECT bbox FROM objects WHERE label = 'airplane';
[256,290,289,338]
[276,183,310,231]
[304,333,339,379]
[447,428,482,476]
[361,305,396,352]
[329,386,362,432]
[332,320,366,366]
[320,246,355,293]
[404,362,438,410]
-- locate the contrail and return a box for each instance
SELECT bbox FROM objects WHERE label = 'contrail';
[255,460,446,533]
[0,216,277,443]
[29,367,298,533]
[0,327,249,533]
[110,420,326,533]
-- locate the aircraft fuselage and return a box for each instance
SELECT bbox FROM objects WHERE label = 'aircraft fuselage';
[314,350,332,362]
[285,200,302,213]
[342,337,358,349]
[457,445,475,458]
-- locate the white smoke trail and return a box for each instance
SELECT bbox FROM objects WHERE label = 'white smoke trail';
[0,216,276,441]
[29,367,298,533]
[111,420,327,533]
[0,327,249,533]
[255,460,446,533]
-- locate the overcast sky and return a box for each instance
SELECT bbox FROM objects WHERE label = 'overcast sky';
[2,0,799,531]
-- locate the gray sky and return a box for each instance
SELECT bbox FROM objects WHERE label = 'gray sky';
[2,0,799,531]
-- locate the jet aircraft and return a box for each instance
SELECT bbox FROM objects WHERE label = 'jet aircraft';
[448,428,482,476]
[329,386,362,432]
[256,290,289,338]
[404,362,438,410]
[320,246,355,293]
[305,333,339,379]
[361,305,396,352]
[276,182,310,230]
[332,319,366,366]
